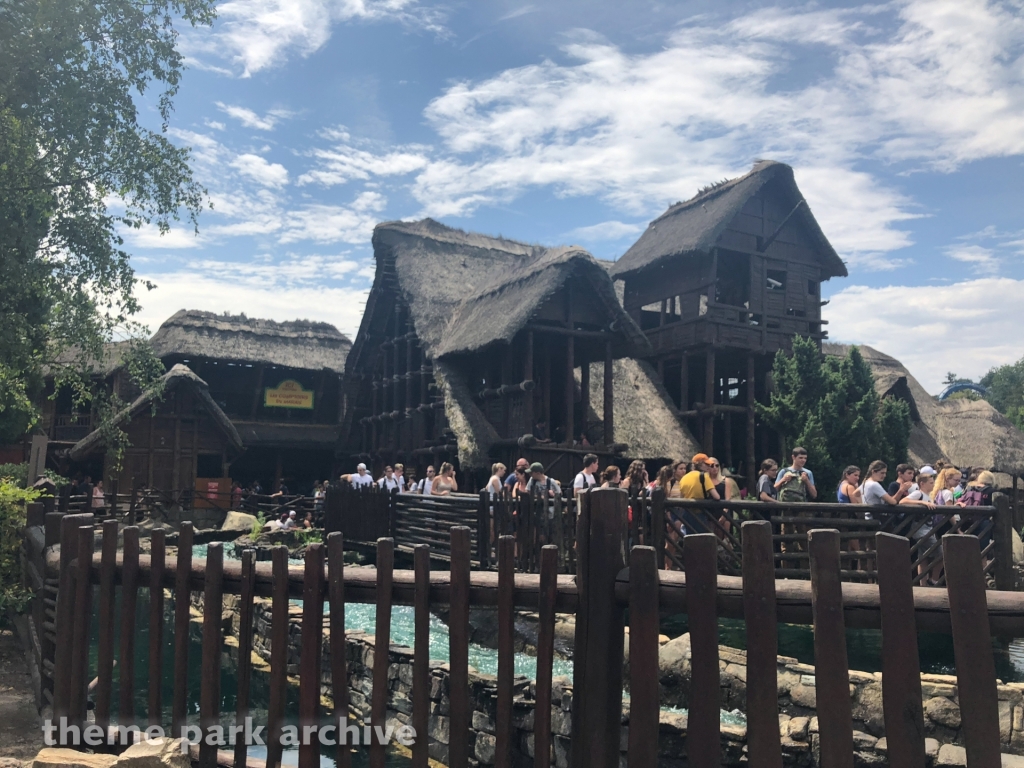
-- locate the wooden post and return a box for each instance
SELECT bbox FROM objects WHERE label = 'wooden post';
[746,353,757,488]
[565,336,574,445]
[703,348,716,453]
[524,331,534,435]
[298,544,325,768]
[251,364,265,419]
[603,341,614,445]
[580,360,590,441]
[680,352,689,411]
[993,493,1014,591]
[570,489,626,768]
[542,348,551,433]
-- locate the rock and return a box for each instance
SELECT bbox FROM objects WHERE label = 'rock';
[222,511,259,533]
[925,739,940,758]
[852,730,877,750]
[787,717,809,741]
[32,750,117,768]
[0,760,26,768]
[113,738,190,768]
[1013,528,1023,566]
[474,733,496,764]
[925,697,962,730]
[789,683,816,709]
[1003,700,1013,743]
[936,744,967,766]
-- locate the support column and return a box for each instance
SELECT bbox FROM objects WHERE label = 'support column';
[274,450,283,492]
[564,337,575,445]
[746,354,756,486]
[524,331,534,436]
[542,347,551,434]
[680,353,689,411]
[580,358,590,442]
[703,349,716,454]
[603,341,614,445]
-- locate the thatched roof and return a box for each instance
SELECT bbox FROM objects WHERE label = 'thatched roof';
[70,364,242,460]
[45,341,133,378]
[367,219,648,359]
[151,310,351,373]
[580,358,700,463]
[609,160,848,281]
[434,359,502,469]
[824,344,1024,475]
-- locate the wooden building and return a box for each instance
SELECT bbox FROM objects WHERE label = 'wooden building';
[69,364,243,492]
[340,219,697,485]
[609,160,849,480]
[51,310,351,494]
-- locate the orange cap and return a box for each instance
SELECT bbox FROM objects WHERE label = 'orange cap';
[691,453,709,466]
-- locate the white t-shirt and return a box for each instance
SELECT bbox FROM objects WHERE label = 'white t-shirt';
[573,471,597,492]
[417,478,433,495]
[351,473,374,488]
[861,479,888,506]
[378,476,401,491]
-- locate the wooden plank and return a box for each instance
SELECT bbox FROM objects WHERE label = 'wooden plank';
[69,525,95,732]
[266,546,290,768]
[535,545,558,768]
[495,536,514,768]
[234,549,257,768]
[627,546,659,768]
[876,533,925,768]
[684,533,720,768]
[370,538,394,768]
[199,543,225,768]
[328,533,351,768]
[413,544,430,768]
[449,527,472,768]
[943,534,1001,768]
[741,521,782,768]
[172,522,194,737]
[94,519,119,733]
[148,528,166,728]
[571,489,626,768]
[808,529,854,768]
[53,513,93,726]
[119,526,141,725]
[298,543,325,768]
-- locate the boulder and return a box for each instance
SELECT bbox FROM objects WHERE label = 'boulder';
[1014,529,1023,566]
[112,737,190,768]
[32,750,116,768]
[221,510,259,534]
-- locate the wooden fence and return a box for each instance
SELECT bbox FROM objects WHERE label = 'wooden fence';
[22,488,1024,768]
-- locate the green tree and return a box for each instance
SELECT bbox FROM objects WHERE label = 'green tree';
[756,337,912,493]
[0,0,215,442]
[980,357,1024,431]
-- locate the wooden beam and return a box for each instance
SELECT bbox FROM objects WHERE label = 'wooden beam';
[524,324,612,340]
[524,332,534,435]
[250,364,265,419]
[703,349,715,454]
[580,360,590,442]
[565,336,575,445]
[680,353,689,411]
[746,354,756,486]
[603,341,614,445]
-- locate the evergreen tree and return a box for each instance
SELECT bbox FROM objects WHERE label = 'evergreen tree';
[756,337,912,493]
[980,357,1024,431]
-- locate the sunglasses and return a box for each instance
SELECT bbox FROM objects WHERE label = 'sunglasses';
[709,463,720,468]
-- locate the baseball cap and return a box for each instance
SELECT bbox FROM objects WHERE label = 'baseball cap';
[918,465,937,476]
[691,453,709,466]
[529,462,545,473]
[357,463,367,470]
[289,510,296,517]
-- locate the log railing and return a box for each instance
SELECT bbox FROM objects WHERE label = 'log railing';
[23,489,1022,768]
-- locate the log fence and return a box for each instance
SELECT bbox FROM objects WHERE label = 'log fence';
[21,488,1021,768]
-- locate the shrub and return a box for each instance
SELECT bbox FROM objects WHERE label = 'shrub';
[0,480,39,617]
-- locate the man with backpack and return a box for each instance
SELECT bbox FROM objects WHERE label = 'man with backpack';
[774,447,818,502]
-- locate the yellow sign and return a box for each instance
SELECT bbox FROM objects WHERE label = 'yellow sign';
[264,379,314,410]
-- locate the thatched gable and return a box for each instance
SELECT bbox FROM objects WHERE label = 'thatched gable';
[609,160,847,281]
[151,310,351,373]
[824,344,1024,475]
[70,364,242,460]
[368,218,648,359]
[581,358,700,463]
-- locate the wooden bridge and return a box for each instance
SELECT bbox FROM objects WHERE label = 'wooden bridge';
[325,483,1015,588]
[19,488,1024,768]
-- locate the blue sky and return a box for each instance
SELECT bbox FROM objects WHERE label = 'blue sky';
[126,0,1024,392]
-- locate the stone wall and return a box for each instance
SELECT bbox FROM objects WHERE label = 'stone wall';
[199,592,1000,768]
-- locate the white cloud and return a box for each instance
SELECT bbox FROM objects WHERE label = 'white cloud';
[187,0,447,77]
[280,193,387,244]
[231,153,290,188]
[945,244,1000,274]
[827,277,1024,391]
[216,102,295,131]
[564,220,645,243]
[298,130,431,186]
[126,225,204,249]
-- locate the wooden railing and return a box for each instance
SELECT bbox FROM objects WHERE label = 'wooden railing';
[22,489,1024,768]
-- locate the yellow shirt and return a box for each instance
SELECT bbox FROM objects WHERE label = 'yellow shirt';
[678,470,715,500]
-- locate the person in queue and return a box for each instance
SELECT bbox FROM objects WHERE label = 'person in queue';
[756,459,779,502]
[600,465,621,488]
[836,465,862,504]
[351,463,374,488]
[573,454,599,496]
[431,463,458,495]
[774,447,817,501]
[505,458,530,489]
